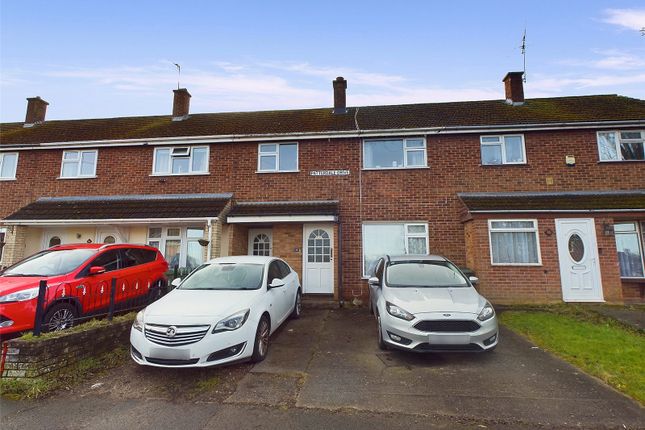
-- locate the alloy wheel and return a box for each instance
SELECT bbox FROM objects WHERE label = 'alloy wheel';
[48,308,74,331]
[258,319,270,357]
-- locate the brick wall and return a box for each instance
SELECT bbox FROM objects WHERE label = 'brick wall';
[1,318,132,378]
[1,129,644,302]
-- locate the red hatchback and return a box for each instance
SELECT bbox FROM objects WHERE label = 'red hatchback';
[0,243,168,336]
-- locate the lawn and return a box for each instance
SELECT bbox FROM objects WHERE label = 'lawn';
[500,308,645,405]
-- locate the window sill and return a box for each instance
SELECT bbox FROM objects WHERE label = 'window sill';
[0,178,17,181]
[598,160,645,164]
[362,166,429,171]
[620,277,645,282]
[149,172,211,177]
[490,263,542,267]
[480,162,527,167]
[57,176,98,180]
[255,170,300,174]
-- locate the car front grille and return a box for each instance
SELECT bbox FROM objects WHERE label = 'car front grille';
[144,323,210,347]
[414,320,480,333]
[414,343,483,352]
[145,357,200,366]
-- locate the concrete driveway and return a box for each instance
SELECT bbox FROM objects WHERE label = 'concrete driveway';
[229,308,644,428]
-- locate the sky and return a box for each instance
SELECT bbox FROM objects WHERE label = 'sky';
[1,0,644,122]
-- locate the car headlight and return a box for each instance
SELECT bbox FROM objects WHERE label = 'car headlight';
[385,302,414,321]
[213,309,250,334]
[0,287,40,303]
[477,302,495,321]
[132,310,144,332]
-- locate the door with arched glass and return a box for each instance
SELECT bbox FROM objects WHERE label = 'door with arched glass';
[303,225,334,294]
[248,229,273,256]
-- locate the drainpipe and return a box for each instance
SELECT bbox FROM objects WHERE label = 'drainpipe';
[207,218,213,260]
[337,215,344,307]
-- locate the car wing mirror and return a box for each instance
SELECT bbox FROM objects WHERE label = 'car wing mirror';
[89,266,106,275]
[170,278,182,288]
[368,276,380,287]
[269,278,285,289]
[469,276,479,285]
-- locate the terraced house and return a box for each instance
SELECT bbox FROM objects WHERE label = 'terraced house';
[0,72,644,304]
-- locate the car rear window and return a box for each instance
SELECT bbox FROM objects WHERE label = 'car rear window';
[122,248,157,267]
[2,249,96,277]
[386,261,468,288]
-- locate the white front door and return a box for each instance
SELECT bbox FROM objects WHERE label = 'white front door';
[248,229,272,256]
[303,225,334,294]
[97,229,123,244]
[555,218,604,302]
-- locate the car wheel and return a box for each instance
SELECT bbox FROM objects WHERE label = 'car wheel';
[291,290,302,319]
[42,303,77,332]
[377,315,389,351]
[251,316,271,363]
[147,279,166,304]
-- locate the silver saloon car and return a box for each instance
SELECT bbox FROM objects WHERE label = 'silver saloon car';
[368,255,498,352]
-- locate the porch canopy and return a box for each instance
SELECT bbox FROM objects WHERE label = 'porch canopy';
[2,193,233,225]
[227,200,339,223]
[458,190,645,214]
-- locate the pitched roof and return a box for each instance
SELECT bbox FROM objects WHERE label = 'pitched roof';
[458,190,645,212]
[4,194,233,221]
[228,200,339,217]
[1,95,644,146]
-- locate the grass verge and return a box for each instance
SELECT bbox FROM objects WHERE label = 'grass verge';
[17,312,136,342]
[501,307,644,404]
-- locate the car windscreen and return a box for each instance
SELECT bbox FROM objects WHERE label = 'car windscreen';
[2,249,96,277]
[177,263,264,290]
[386,261,469,288]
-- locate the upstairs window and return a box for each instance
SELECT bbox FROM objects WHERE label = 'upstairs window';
[258,143,298,172]
[598,131,644,161]
[153,146,209,175]
[0,152,18,180]
[60,150,97,178]
[480,135,526,165]
[363,138,426,169]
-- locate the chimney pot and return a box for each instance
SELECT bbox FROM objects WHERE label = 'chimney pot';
[24,97,49,127]
[503,72,525,105]
[172,88,191,121]
[333,77,348,114]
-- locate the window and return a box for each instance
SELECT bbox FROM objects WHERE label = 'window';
[89,250,120,272]
[48,236,62,247]
[614,222,645,278]
[362,223,429,277]
[147,226,205,270]
[488,220,541,265]
[258,143,298,172]
[363,138,426,169]
[251,233,272,256]
[152,146,209,175]
[267,261,282,283]
[597,131,644,161]
[60,150,97,178]
[307,229,332,263]
[0,152,18,180]
[480,135,526,165]
[121,248,157,268]
[276,260,291,278]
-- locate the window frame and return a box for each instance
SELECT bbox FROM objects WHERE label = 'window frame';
[480,134,527,166]
[147,226,205,269]
[488,219,542,266]
[614,221,645,279]
[362,138,428,170]
[59,150,98,179]
[256,142,299,173]
[0,152,19,180]
[361,221,429,277]
[151,145,210,176]
[597,130,645,162]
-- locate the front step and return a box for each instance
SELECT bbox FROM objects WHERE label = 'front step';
[302,295,339,309]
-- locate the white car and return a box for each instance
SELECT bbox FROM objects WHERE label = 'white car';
[368,255,498,352]
[130,256,302,367]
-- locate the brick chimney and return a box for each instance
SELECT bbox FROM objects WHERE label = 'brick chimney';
[24,97,49,128]
[333,77,348,114]
[172,88,191,121]
[503,72,525,105]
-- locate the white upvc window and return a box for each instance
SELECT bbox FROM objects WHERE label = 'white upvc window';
[363,138,427,169]
[362,222,429,277]
[480,135,526,165]
[488,220,541,265]
[147,226,205,270]
[0,152,19,180]
[60,150,98,178]
[597,130,644,161]
[614,222,645,279]
[257,143,298,172]
[152,146,209,175]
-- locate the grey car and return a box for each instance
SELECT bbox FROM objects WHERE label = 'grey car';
[368,255,498,352]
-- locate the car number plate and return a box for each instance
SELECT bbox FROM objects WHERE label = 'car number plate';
[150,348,190,360]
[428,334,470,345]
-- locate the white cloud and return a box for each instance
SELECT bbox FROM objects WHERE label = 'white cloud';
[602,8,645,31]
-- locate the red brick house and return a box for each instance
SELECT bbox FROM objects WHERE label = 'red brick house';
[1,73,644,304]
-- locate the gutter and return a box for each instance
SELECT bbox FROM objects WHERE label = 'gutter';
[2,120,644,151]
[1,217,215,226]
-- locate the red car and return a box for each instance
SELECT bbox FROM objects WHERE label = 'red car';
[0,243,168,336]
